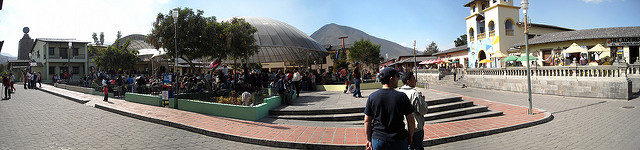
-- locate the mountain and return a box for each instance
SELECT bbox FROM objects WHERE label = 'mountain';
[310,23,413,59]
[0,53,17,64]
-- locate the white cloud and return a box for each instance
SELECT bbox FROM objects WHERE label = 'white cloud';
[0,0,172,56]
[581,0,611,3]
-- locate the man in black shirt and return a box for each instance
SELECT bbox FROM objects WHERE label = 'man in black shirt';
[364,67,415,150]
[353,62,363,98]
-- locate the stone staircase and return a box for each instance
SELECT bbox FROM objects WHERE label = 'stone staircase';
[267,96,502,126]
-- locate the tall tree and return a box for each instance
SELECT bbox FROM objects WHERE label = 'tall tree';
[454,34,467,47]
[424,41,439,55]
[148,8,222,69]
[220,17,259,61]
[116,31,122,40]
[348,39,384,71]
[99,32,105,45]
[91,32,99,45]
[88,39,138,73]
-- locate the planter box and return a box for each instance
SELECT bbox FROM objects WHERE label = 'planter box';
[125,93,163,107]
[177,95,282,121]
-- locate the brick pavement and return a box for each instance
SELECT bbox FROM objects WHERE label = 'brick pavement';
[37,84,551,149]
[427,84,640,150]
[0,85,285,150]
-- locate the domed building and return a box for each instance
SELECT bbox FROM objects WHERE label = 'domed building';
[221,17,328,70]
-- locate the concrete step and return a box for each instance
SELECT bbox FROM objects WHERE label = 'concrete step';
[426,110,503,124]
[424,105,488,121]
[268,113,364,121]
[258,118,364,128]
[427,100,474,113]
[269,107,364,115]
[425,97,462,106]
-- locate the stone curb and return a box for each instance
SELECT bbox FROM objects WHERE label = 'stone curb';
[38,87,90,104]
[94,104,362,150]
[424,110,553,146]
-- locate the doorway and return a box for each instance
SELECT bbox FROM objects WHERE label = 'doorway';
[631,46,639,64]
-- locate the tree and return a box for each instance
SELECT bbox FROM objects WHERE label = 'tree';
[88,39,138,73]
[148,8,225,70]
[99,32,105,45]
[116,31,122,40]
[424,41,439,55]
[92,32,99,45]
[348,39,384,71]
[220,18,259,61]
[454,34,467,47]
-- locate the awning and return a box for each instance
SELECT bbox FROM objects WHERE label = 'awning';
[517,54,537,61]
[478,59,492,63]
[491,50,508,58]
[562,43,587,54]
[502,55,519,62]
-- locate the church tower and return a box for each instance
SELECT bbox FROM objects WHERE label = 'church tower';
[464,0,521,68]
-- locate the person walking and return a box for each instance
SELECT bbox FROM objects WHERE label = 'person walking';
[102,78,109,102]
[364,67,415,150]
[452,68,457,82]
[292,69,302,97]
[37,72,42,88]
[353,62,363,98]
[397,72,429,150]
[10,73,15,93]
[3,75,11,100]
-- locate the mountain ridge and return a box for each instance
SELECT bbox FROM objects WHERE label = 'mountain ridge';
[310,23,412,59]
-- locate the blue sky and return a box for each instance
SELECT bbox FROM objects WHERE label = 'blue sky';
[1,0,639,57]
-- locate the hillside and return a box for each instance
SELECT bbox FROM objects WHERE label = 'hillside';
[310,23,413,59]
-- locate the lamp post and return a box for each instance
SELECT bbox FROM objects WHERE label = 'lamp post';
[413,40,417,77]
[521,0,533,115]
[172,8,179,94]
[68,42,72,83]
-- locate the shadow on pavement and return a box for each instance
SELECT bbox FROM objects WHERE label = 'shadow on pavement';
[551,101,607,115]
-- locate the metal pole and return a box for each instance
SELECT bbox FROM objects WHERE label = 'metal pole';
[173,9,179,95]
[525,13,533,115]
[413,40,417,77]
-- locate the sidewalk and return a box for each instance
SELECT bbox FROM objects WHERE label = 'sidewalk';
[40,84,552,149]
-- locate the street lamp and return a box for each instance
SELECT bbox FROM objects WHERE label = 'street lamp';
[521,0,533,115]
[172,8,179,94]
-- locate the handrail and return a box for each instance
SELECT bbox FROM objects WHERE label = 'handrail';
[457,65,632,78]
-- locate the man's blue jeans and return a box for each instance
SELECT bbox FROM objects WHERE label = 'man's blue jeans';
[372,138,408,150]
[409,130,424,150]
[352,80,361,97]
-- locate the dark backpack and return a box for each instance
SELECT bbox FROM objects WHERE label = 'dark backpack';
[276,79,285,94]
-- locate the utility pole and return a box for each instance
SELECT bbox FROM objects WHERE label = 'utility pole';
[521,0,533,115]
[413,40,417,77]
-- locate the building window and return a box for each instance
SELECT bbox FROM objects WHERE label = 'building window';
[37,51,40,58]
[505,19,514,36]
[488,21,495,37]
[73,48,79,56]
[471,5,475,12]
[73,66,80,74]
[59,48,68,59]
[482,4,486,10]
[49,47,55,55]
[469,28,475,42]
[49,66,56,75]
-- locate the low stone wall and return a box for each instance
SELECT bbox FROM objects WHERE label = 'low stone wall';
[177,95,289,121]
[54,83,97,95]
[316,82,384,91]
[416,72,440,84]
[460,75,631,99]
[125,93,163,107]
[628,75,640,93]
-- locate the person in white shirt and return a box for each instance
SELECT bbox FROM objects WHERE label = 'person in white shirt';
[291,69,302,97]
[396,72,428,150]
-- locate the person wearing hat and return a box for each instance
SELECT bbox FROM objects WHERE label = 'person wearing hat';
[364,67,415,150]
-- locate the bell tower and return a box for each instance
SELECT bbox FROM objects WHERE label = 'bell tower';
[464,0,520,68]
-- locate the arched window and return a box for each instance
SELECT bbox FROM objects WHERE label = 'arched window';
[488,21,495,37]
[482,4,486,10]
[469,28,475,41]
[505,19,514,36]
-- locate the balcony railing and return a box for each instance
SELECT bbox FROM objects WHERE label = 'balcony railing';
[477,33,486,39]
[506,29,514,36]
[470,36,475,42]
[489,30,495,37]
[460,66,630,78]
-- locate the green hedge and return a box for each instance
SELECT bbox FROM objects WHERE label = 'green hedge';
[177,95,282,121]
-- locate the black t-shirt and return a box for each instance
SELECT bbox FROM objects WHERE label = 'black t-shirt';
[364,88,414,141]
